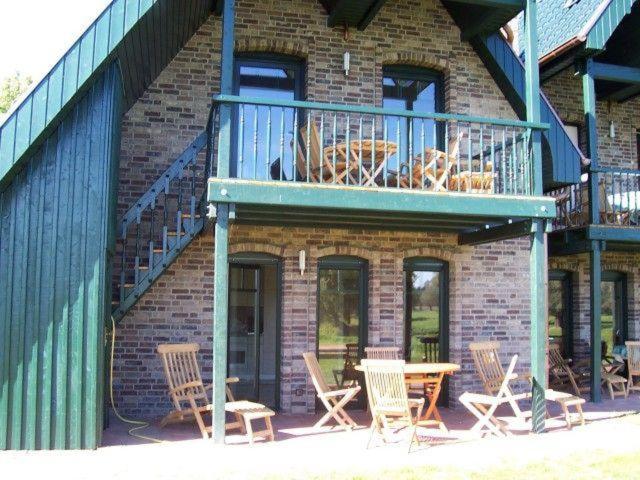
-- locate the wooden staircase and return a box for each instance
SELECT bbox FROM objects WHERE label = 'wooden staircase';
[111,115,216,321]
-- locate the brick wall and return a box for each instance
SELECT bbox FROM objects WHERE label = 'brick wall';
[542,69,640,170]
[112,225,532,418]
[113,0,534,419]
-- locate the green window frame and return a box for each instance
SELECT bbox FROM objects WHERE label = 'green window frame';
[548,269,575,359]
[602,271,628,352]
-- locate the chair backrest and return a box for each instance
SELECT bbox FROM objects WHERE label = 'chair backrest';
[157,343,208,410]
[626,341,640,374]
[495,355,519,401]
[303,352,331,395]
[365,347,400,360]
[361,359,409,416]
[448,130,465,159]
[548,343,568,370]
[420,336,439,363]
[469,341,505,395]
[296,121,322,180]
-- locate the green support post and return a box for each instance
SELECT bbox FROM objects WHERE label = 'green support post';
[523,0,547,433]
[212,0,235,443]
[589,242,602,402]
[583,59,602,402]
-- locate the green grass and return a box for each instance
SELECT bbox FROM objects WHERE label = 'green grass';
[549,314,615,353]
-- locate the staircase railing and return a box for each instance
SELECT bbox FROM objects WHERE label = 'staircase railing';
[112,105,218,320]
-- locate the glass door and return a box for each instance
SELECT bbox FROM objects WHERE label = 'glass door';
[548,270,573,358]
[404,258,449,403]
[317,256,368,408]
[228,262,279,408]
[601,271,628,357]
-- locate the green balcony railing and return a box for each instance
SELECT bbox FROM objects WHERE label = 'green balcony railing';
[208,95,548,197]
[548,167,640,230]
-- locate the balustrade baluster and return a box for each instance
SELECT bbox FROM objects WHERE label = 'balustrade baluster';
[320,113,325,183]
[266,107,272,181]
[149,195,155,272]
[306,110,311,183]
[279,107,284,181]
[293,109,299,182]
[396,117,401,190]
[358,115,363,186]
[332,112,337,184]
[239,105,244,179]
[490,127,495,194]
[345,113,350,186]
[252,107,258,180]
[135,208,141,289]
[421,120,426,191]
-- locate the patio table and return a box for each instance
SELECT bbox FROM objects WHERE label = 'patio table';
[323,140,398,187]
[356,362,460,431]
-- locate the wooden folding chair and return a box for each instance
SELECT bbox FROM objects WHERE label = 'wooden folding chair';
[626,341,640,396]
[548,343,588,397]
[469,341,528,419]
[303,352,361,429]
[158,343,274,443]
[401,131,464,191]
[361,359,428,451]
[365,346,401,360]
[460,355,521,437]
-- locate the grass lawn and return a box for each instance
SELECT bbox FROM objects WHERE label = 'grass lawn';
[291,448,640,480]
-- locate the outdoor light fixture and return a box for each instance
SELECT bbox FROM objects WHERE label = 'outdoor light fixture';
[609,120,616,138]
[299,249,306,276]
[343,51,350,76]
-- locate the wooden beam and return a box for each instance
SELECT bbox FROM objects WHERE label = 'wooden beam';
[523,0,546,434]
[444,0,523,9]
[208,179,557,220]
[357,0,388,30]
[458,220,532,246]
[326,0,350,27]
[460,9,505,40]
[590,241,602,402]
[212,0,235,444]
[606,83,640,102]
[591,61,640,84]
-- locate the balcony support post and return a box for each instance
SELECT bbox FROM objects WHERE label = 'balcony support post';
[589,240,603,402]
[582,58,600,225]
[524,0,547,434]
[212,0,235,444]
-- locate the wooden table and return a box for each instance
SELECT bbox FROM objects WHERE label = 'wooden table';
[356,362,460,430]
[323,140,397,186]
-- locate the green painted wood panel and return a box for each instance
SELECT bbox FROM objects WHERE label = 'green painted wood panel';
[0,63,122,450]
[0,0,212,189]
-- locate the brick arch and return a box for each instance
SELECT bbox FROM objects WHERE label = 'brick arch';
[235,38,309,59]
[229,242,285,258]
[402,246,454,263]
[314,245,377,264]
[380,52,449,74]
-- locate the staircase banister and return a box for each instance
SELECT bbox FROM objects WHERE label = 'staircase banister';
[119,130,207,229]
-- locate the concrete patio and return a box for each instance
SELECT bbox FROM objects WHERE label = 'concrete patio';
[2,397,639,479]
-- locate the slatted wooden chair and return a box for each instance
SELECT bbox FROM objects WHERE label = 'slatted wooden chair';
[400,131,464,191]
[365,346,401,360]
[361,359,428,451]
[469,341,528,419]
[158,343,274,443]
[460,354,522,437]
[420,336,439,363]
[303,352,361,429]
[548,343,588,397]
[626,341,640,397]
[295,121,346,184]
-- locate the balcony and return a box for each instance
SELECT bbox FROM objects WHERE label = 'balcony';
[548,167,640,251]
[207,95,555,232]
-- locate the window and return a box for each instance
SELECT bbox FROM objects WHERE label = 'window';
[601,271,628,357]
[382,66,444,163]
[232,54,305,179]
[548,270,574,358]
[565,124,580,148]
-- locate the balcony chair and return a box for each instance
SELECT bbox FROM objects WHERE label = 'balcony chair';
[626,341,640,397]
[365,346,401,359]
[399,131,464,191]
[295,121,350,184]
[303,352,361,430]
[157,343,274,443]
[360,359,429,451]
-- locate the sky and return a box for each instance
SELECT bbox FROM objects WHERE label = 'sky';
[0,0,111,81]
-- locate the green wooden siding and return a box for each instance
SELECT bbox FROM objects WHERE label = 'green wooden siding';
[0,64,122,450]
[585,0,636,52]
[0,0,212,189]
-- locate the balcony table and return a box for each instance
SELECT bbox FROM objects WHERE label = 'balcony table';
[323,140,397,187]
[356,362,460,431]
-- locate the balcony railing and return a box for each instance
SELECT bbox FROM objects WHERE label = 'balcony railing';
[209,95,548,197]
[548,167,640,230]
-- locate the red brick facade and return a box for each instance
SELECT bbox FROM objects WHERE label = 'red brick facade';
[112,0,536,418]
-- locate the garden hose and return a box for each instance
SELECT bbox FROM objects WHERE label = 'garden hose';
[109,316,163,443]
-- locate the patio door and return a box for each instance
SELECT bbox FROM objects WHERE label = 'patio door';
[548,270,574,358]
[403,257,449,403]
[228,254,281,409]
[317,256,368,408]
[601,271,628,356]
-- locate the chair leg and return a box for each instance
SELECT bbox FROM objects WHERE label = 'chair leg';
[264,416,275,442]
[244,416,254,445]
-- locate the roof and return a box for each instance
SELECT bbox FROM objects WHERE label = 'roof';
[518,0,636,61]
[0,0,214,189]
